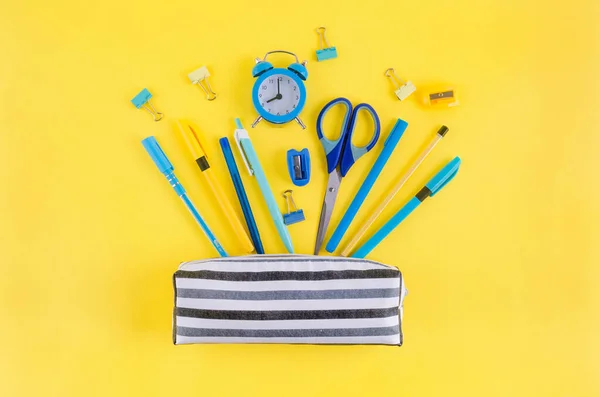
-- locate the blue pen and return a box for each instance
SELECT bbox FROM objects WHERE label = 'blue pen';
[352,157,461,259]
[233,119,294,253]
[326,119,408,253]
[141,136,228,257]
[219,137,265,254]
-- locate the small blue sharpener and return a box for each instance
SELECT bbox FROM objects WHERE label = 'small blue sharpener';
[316,47,338,62]
[287,148,310,187]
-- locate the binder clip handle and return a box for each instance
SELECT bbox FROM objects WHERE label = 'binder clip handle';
[385,68,404,90]
[316,26,331,50]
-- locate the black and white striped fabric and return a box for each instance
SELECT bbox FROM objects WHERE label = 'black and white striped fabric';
[173,255,406,345]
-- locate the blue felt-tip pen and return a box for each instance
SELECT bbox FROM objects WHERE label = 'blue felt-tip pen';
[141,136,228,257]
[352,156,461,259]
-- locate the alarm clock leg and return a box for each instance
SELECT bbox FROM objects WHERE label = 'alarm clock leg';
[294,117,306,129]
[251,116,263,128]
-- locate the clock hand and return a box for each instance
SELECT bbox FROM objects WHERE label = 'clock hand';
[266,93,283,103]
[277,79,280,95]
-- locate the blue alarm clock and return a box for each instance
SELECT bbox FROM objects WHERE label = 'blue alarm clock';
[251,50,308,129]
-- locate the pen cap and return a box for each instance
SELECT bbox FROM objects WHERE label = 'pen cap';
[234,124,254,176]
[427,156,461,196]
[141,136,174,175]
[176,120,208,160]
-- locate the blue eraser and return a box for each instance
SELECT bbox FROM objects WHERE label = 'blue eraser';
[316,47,337,62]
[287,148,311,187]
[283,210,305,225]
[131,88,152,108]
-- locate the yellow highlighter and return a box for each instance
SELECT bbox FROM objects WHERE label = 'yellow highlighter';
[176,120,255,254]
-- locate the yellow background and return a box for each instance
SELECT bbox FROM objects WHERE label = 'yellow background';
[1,0,599,395]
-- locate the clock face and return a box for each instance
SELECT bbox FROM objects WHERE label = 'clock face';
[256,74,301,117]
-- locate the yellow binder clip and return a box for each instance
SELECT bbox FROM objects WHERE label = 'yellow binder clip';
[385,68,416,101]
[188,66,217,101]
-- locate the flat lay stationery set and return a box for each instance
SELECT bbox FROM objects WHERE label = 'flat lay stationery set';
[132,28,462,346]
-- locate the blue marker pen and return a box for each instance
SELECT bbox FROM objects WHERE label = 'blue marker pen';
[326,119,408,253]
[141,136,228,257]
[352,157,461,258]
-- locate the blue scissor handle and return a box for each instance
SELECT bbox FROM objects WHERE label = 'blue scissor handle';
[339,103,380,177]
[316,98,353,174]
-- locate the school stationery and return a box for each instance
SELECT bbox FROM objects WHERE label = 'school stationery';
[314,97,381,255]
[287,148,311,186]
[234,119,295,253]
[251,51,308,129]
[219,137,265,255]
[173,254,406,345]
[141,136,227,257]
[176,121,254,254]
[424,88,459,108]
[282,190,305,225]
[188,66,217,101]
[326,119,408,253]
[315,27,338,61]
[131,88,163,121]
[341,125,450,256]
[352,156,461,258]
[385,68,416,101]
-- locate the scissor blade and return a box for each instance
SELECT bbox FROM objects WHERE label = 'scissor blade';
[314,170,343,255]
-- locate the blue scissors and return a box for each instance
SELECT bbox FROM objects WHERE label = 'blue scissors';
[314,97,380,254]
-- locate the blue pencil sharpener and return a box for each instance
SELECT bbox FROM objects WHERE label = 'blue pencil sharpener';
[287,148,310,187]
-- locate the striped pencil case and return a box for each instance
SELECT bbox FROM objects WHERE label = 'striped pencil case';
[173,255,407,345]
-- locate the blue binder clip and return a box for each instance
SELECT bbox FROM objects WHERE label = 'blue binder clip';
[282,190,305,225]
[131,88,164,121]
[315,27,338,62]
[287,148,310,186]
